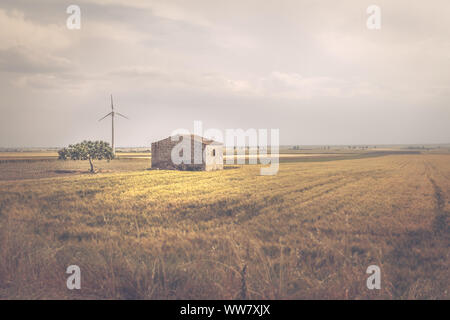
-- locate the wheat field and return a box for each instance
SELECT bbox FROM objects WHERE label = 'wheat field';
[0,154,448,299]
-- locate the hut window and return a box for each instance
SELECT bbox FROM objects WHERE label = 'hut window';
[212,149,216,156]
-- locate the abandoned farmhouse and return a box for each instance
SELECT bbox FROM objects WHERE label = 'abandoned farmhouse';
[151,134,223,171]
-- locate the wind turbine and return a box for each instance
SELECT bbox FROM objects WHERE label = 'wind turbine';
[98,94,129,155]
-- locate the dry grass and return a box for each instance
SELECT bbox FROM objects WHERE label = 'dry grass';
[0,154,448,299]
[0,159,150,181]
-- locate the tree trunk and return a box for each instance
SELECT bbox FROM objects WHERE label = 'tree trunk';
[88,156,94,173]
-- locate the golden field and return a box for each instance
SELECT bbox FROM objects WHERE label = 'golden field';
[0,154,448,299]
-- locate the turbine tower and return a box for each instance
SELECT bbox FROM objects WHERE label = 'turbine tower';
[98,94,129,155]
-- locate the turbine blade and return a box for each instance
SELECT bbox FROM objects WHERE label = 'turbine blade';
[98,112,113,121]
[116,112,129,119]
[111,94,114,110]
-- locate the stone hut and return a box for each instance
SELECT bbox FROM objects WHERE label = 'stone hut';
[151,134,223,171]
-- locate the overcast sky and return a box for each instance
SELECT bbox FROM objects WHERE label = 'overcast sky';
[0,0,449,147]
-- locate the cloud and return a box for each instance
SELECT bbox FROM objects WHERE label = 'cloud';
[0,46,72,73]
[0,9,70,51]
[1,0,450,146]
[85,0,212,26]
[0,8,77,90]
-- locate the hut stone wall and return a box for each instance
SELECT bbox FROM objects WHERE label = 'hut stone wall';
[151,135,223,171]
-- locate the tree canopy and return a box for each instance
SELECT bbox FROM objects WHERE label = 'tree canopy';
[58,140,114,172]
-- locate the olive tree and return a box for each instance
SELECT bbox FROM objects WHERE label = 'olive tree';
[58,140,114,173]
